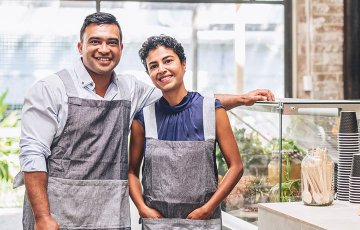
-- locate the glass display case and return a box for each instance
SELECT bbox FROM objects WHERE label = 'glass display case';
[220,99,360,227]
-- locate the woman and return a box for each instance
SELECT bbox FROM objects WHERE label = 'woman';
[128,35,243,229]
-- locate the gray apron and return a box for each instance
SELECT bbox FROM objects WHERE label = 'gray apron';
[141,96,222,229]
[19,69,131,230]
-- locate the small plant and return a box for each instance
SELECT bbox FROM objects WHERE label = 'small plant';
[0,90,20,181]
[243,176,271,204]
[269,179,301,202]
[265,138,306,156]
[216,127,270,176]
[0,90,22,208]
[266,138,305,202]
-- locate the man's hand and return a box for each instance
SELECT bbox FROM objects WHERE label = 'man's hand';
[139,206,164,219]
[242,89,275,106]
[35,214,60,230]
[186,206,213,220]
[214,89,275,110]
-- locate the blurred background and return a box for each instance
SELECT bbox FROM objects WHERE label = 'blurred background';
[0,0,285,107]
[1,0,357,229]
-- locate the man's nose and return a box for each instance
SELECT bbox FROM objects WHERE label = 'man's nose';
[98,42,110,54]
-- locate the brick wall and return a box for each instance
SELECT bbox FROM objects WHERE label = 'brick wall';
[295,0,344,99]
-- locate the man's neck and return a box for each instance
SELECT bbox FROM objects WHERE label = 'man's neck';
[92,74,112,98]
[83,64,114,98]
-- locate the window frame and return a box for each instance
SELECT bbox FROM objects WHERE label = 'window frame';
[91,0,293,97]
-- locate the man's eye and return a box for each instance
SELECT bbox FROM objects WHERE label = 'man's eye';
[108,41,119,45]
[90,40,99,44]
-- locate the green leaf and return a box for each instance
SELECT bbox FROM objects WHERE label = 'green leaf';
[0,111,19,128]
[0,160,9,181]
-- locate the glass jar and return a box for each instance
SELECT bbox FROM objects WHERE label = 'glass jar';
[267,151,302,186]
[267,152,279,186]
[301,148,334,206]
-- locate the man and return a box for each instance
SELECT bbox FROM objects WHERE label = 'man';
[14,12,274,230]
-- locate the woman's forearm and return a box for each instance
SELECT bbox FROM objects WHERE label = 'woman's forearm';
[202,164,243,212]
[128,172,148,213]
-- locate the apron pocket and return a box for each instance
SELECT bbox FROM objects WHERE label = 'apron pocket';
[142,218,221,230]
[150,143,207,203]
[47,177,130,229]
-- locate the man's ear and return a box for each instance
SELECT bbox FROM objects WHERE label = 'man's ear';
[77,41,83,56]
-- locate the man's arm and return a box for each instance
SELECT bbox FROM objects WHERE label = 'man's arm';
[24,172,59,230]
[215,89,275,110]
[19,78,63,229]
[126,76,162,121]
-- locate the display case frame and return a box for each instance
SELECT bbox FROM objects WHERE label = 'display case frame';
[221,99,360,226]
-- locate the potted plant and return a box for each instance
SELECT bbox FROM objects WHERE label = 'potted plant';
[222,175,271,222]
[265,138,305,202]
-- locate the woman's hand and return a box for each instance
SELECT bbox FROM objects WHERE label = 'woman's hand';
[139,206,164,219]
[186,206,213,220]
[34,215,60,230]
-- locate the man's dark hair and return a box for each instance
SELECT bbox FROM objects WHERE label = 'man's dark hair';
[80,12,122,43]
[139,35,186,72]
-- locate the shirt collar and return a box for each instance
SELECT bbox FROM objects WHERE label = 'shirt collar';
[74,58,118,90]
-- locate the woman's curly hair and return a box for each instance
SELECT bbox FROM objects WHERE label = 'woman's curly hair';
[139,35,186,73]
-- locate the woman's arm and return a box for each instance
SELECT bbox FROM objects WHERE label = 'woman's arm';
[187,108,243,220]
[128,120,163,219]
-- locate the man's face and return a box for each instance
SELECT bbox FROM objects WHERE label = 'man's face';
[78,23,123,78]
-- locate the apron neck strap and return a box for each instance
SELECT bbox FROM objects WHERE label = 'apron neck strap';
[143,96,216,140]
[56,69,78,97]
[143,103,158,139]
[203,96,215,140]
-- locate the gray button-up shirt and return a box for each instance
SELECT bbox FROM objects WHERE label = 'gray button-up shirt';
[19,59,161,172]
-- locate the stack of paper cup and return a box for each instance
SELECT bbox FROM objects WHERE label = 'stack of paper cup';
[337,111,359,201]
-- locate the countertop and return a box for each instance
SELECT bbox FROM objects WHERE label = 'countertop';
[258,200,360,230]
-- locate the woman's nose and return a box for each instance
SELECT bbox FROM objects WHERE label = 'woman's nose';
[158,64,166,73]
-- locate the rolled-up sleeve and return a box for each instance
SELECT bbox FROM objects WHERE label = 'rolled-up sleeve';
[19,79,60,172]
[129,76,162,118]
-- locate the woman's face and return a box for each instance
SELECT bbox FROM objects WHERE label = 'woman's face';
[146,46,186,93]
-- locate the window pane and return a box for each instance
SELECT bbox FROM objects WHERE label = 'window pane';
[0,0,95,104]
[103,2,284,96]
[0,1,284,105]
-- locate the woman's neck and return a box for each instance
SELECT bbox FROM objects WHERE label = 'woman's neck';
[162,86,188,106]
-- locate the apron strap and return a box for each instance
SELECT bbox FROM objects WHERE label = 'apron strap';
[203,96,216,140]
[143,103,158,139]
[144,96,215,140]
[116,76,131,101]
[55,69,78,97]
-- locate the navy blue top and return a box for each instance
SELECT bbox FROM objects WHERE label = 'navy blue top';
[134,92,223,141]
